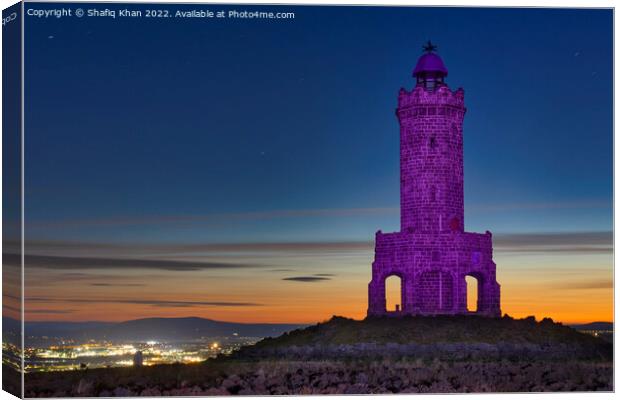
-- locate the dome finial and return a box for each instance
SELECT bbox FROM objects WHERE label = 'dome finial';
[412,41,448,90]
[422,40,438,53]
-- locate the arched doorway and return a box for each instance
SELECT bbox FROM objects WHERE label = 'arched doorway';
[465,275,479,312]
[385,275,403,312]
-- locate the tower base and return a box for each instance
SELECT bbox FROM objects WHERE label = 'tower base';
[367,230,501,318]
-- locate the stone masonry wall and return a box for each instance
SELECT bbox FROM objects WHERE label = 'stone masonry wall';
[398,86,465,233]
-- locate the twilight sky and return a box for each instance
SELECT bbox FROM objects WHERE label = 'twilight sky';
[14,4,612,324]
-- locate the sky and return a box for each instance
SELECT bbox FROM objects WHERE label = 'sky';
[9,4,613,325]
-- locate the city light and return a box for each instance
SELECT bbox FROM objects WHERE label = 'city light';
[8,336,262,373]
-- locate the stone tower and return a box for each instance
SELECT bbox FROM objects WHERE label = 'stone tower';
[367,42,501,317]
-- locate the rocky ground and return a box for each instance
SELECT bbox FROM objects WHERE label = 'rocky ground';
[25,359,612,396]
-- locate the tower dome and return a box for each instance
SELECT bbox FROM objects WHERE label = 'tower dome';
[413,52,448,76]
[412,41,448,91]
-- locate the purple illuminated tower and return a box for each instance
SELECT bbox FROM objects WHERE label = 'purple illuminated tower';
[368,42,501,317]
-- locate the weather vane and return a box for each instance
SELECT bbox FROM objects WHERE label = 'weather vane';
[422,40,438,53]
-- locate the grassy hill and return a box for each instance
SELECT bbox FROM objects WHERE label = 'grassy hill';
[251,314,608,346]
[233,314,612,362]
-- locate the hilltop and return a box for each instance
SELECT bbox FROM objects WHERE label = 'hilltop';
[253,314,609,345]
[230,314,612,362]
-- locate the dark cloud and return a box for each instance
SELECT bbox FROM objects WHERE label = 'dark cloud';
[494,231,612,254]
[3,304,21,313]
[17,254,261,272]
[192,241,373,253]
[28,309,76,314]
[3,293,21,301]
[26,297,262,308]
[22,240,374,255]
[54,272,93,280]
[90,283,146,287]
[468,200,611,213]
[126,300,262,308]
[25,207,398,229]
[553,280,613,290]
[2,253,22,267]
[28,272,158,286]
[282,276,331,282]
[314,273,336,277]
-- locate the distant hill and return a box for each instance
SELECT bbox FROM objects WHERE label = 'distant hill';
[11,317,305,343]
[569,322,613,331]
[100,317,304,341]
[2,316,21,332]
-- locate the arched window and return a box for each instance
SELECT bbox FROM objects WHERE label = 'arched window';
[465,275,480,312]
[385,275,403,312]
